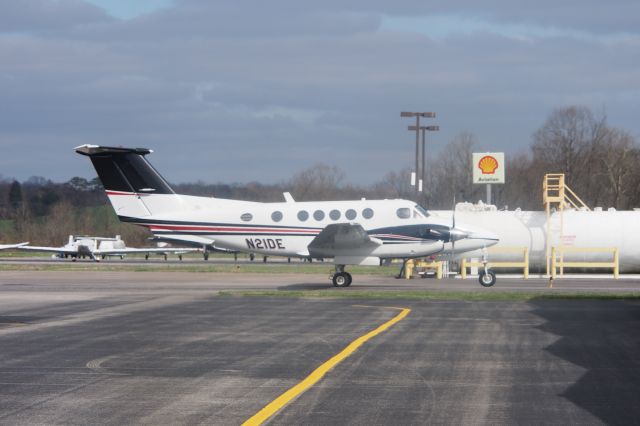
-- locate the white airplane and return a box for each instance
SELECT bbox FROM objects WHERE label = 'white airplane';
[18,235,199,261]
[0,242,28,250]
[75,145,500,286]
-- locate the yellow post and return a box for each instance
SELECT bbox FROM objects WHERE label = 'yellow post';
[523,248,529,279]
[404,259,414,279]
[551,247,557,279]
[460,258,467,279]
[614,248,619,279]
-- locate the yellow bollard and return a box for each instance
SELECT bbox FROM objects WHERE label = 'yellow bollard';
[404,259,414,279]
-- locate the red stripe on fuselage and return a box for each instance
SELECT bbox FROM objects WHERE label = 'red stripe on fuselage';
[148,224,321,233]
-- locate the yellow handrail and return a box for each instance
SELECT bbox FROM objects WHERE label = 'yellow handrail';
[460,247,529,279]
[550,246,619,279]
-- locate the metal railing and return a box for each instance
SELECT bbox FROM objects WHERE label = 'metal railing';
[550,246,619,279]
[460,247,529,279]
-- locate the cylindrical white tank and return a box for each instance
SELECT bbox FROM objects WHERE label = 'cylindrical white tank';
[432,207,640,273]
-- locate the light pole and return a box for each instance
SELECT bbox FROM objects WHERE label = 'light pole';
[408,125,439,205]
[401,112,435,195]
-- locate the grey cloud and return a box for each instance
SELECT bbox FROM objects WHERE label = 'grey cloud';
[0,0,638,184]
[0,0,112,33]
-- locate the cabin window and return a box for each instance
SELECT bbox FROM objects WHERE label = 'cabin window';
[345,209,357,220]
[271,211,283,222]
[329,209,341,220]
[362,208,374,219]
[297,210,309,221]
[241,213,253,222]
[396,208,411,219]
[313,210,325,221]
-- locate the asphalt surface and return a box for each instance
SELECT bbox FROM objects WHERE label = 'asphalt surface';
[0,271,639,425]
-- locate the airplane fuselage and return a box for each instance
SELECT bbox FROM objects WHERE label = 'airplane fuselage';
[111,192,496,260]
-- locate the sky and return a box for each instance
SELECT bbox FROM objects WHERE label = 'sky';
[0,0,638,185]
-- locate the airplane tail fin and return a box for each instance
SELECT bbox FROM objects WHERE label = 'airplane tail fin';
[75,145,183,219]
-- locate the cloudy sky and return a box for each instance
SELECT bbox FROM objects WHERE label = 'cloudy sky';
[1,0,638,185]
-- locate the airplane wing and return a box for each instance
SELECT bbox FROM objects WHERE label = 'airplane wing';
[95,247,201,256]
[17,244,99,261]
[17,245,77,254]
[308,223,382,258]
[0,242,28,250]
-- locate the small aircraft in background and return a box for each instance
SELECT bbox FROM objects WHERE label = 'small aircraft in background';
[17,235,200,261]
[0,242,29,250]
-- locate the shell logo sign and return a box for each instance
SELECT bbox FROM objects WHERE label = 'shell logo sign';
[478,155,499,174]
[472,152,505,184]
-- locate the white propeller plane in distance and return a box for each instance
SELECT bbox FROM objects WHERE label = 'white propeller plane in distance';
[0,242,28,250]
[18,235,200,262]
[75,145,500,287]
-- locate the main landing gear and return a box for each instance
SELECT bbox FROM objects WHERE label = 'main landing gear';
[331,265,352,287]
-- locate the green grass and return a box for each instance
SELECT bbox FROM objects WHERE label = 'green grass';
[219,290,640,301]
[0,262,399,275]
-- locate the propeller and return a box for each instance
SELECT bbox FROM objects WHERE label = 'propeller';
[448,195,469,255]
[452,195,456,252]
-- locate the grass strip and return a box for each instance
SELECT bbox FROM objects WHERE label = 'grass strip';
[219,290,640,301]
[0,263,398,275]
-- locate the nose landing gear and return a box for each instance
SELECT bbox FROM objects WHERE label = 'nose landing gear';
[479,269,497,287]
[478,249,497,287]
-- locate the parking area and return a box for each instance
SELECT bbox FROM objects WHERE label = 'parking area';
[0,271,639,424]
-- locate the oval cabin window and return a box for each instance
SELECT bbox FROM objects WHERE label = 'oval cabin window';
[271,211,283,222]
[345,209,357,220]
[241,213,253,222]
[362,208,374,219]
[297,210,309,221]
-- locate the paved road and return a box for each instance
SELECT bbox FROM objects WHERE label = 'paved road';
[0,271,639,425]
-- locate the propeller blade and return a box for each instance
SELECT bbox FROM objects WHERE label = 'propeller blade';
[451,195,456,251]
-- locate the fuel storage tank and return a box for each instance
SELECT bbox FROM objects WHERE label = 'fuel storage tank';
[432,204,640,273]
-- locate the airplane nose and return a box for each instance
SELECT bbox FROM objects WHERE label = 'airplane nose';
[468,228,499,247]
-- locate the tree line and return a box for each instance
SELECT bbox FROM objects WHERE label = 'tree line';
[1,105,637,246]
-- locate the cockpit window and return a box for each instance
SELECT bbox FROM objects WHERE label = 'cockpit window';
[396,208,411,219]
[414,204,430,218]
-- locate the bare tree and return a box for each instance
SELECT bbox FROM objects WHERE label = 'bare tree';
[429,132,480,207]
[287,164,345,201]
[531,106,608,203]
[372,168,413,200]
[599,128,636,208]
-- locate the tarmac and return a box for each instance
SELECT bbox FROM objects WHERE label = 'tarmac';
[0,270,639,425]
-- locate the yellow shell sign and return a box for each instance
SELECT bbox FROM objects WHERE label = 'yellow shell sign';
[478,155,499,174]
[472,152,505,184]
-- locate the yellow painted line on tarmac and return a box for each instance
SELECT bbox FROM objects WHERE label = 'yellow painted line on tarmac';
[242,305,411,426]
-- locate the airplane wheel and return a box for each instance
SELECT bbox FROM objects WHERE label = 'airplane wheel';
[332,272,352,287]
[204,252,209,261]
[145,254,149,260]
[479,270,496,287]
[179,255,183,261]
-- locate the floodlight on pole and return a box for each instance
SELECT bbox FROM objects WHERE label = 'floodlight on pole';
[401,112,436,196]
[406,124,439,206]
